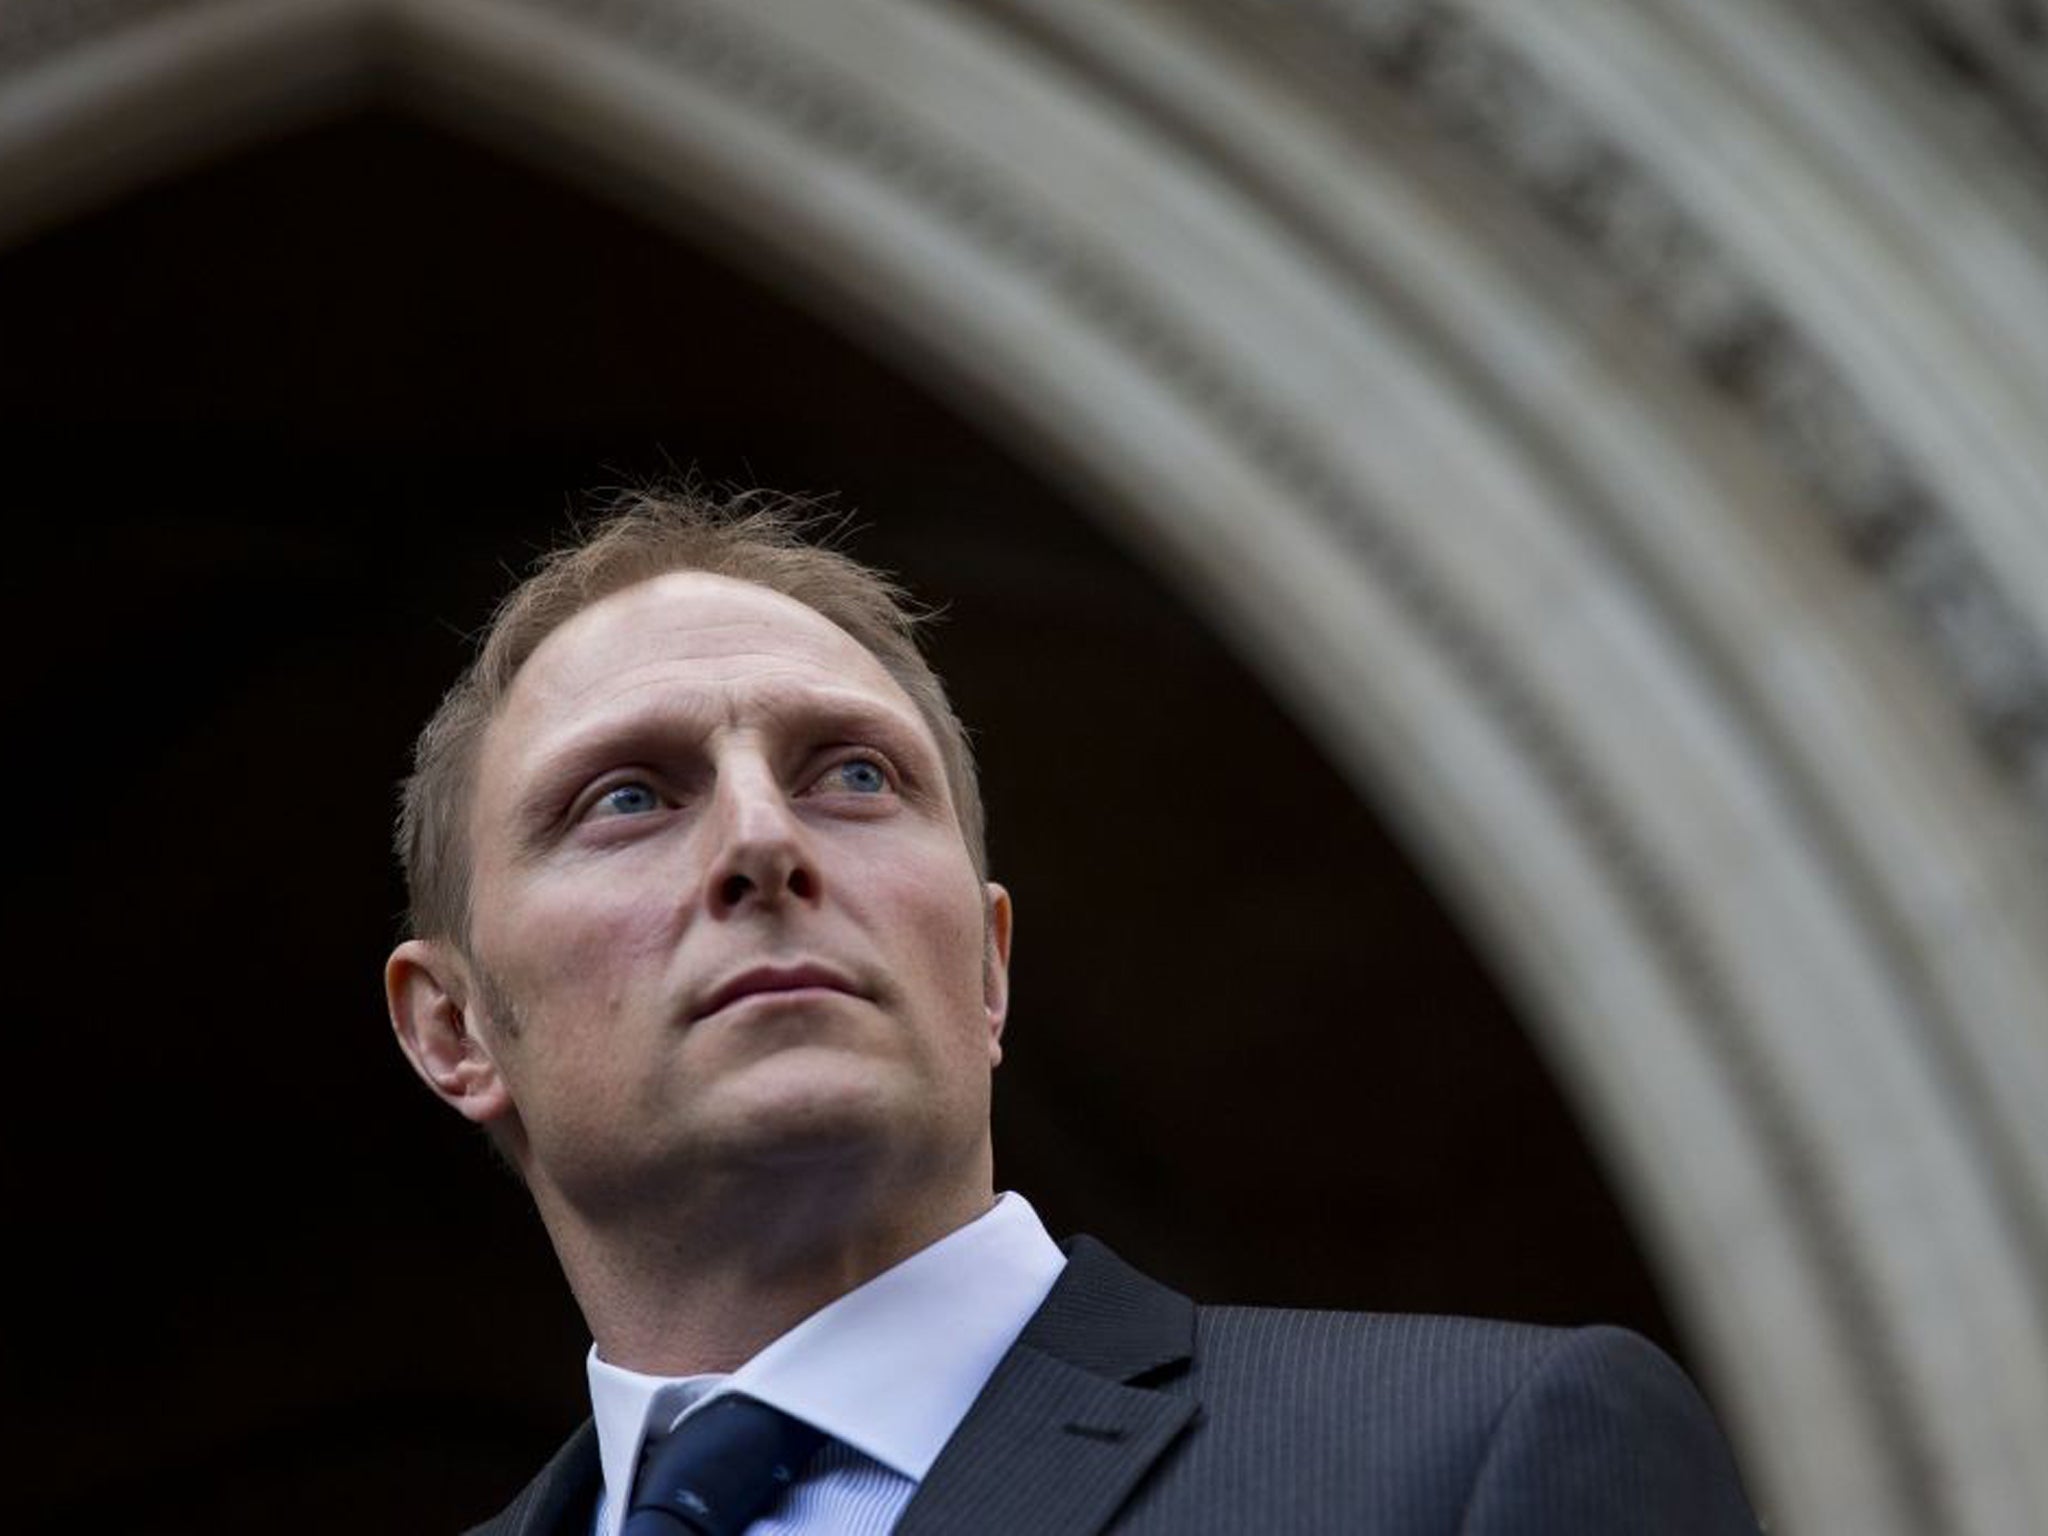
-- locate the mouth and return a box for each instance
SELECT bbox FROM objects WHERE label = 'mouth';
[691,962,864,1022]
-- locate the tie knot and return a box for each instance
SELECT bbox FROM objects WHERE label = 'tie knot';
[624,1395,828,1536]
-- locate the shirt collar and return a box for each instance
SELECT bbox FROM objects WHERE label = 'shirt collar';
[587,1192,1066,1531]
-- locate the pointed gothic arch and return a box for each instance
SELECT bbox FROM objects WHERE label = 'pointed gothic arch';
[9,2,2048,1529]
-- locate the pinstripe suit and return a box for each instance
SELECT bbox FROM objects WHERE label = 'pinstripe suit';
[465,1237,1761,1535]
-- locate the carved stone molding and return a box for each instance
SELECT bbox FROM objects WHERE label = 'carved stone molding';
[1246,0,2048,822]
[1887,0,2048,147]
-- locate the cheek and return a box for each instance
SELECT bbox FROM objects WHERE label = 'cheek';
[491,878,680,1027]
[897,875,995,1012]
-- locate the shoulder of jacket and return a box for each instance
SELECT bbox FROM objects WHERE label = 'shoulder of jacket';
[459,1418,600,1536]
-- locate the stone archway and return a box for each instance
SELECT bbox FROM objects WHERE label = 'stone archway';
[10,2,2048,1529]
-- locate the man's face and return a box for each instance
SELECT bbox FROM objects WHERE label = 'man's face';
[448,572,1009,1218]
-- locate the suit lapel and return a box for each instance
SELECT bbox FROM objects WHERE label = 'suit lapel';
[894,1238,1198,1536]
[472,1418,600,1536]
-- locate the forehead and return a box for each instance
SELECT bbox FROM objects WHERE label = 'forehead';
[485,571,920,763]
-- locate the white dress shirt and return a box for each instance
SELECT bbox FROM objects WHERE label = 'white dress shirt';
[587,1192,1067,1536]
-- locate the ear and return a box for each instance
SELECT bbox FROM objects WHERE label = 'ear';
[982,882,1013,1066]
[386,939,517,1127]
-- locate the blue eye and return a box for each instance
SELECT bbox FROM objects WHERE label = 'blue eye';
[594,782,662,817]
[833,759,889,794]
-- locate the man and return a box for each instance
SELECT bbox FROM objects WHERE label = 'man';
[388,488,1762,1535]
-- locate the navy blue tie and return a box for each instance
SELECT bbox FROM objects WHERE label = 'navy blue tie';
[622,1395,827,1536]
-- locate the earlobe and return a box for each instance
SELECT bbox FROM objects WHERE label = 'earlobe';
[386,939,515,1126]
[982,882,1014,1065]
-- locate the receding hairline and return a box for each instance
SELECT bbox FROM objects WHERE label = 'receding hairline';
[513,567,921,694]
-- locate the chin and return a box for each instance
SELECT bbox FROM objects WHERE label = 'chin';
[698,1057,913,1168]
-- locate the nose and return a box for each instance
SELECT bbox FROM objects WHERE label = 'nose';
[702,756,819,917]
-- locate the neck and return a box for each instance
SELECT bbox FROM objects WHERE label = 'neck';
[538,1153,997,1376]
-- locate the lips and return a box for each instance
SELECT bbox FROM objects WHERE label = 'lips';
[691,962,863,1022]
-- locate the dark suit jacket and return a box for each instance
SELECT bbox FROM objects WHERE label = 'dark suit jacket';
[466,1237,1761,1535]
